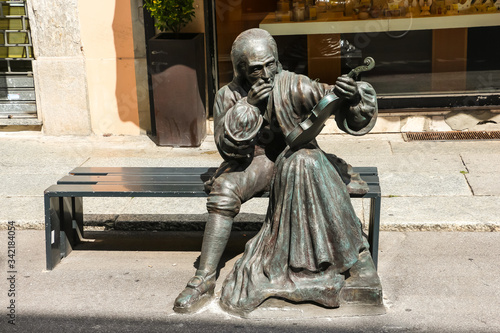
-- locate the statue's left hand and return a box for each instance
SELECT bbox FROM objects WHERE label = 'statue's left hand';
[333,75,360,105]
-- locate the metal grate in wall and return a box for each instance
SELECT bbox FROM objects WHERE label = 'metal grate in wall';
[0,0,36,120]
[403,131,500,142]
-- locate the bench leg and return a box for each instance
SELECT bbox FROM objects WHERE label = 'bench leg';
[73,197,84,241]
[61,197,83,257]
[368,195,381,270]
[45,195,62,270]
[45,196,83,270]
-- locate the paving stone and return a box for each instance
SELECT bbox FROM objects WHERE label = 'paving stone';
[2,174,64,196]
[381,196,500,231]
[390,140,500,155]
[316,135,393,157]
[122,197,208,215]
[0,162,87,175]
[341,154,466,173]
[461,153,500,173]
[80,156,222,168]
[82,197,133,215]
[465,173,500,196]
[380,172,472,197]
[0,196,44,228]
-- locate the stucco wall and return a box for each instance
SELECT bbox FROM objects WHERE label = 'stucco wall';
[79,0,150,135]
[28,0,151,136]
[78,0,145,135]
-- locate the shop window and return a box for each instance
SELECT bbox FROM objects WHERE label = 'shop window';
[214,0,500,109]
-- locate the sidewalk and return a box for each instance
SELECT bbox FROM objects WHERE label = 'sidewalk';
[1,132,500,332]
[1,131,499,231]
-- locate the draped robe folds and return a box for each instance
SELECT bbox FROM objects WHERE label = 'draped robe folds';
[219,71,377,315]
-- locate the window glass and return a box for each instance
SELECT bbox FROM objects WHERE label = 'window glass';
[215,0,500,105]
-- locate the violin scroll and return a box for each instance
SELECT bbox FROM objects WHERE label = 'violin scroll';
[347,57,375,79]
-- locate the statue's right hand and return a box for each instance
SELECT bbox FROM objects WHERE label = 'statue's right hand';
[247,79,273,106]
[221,136,253,160]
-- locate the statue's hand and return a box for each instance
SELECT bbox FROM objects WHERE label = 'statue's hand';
[333,75,360,105]
[247,79,273,106]
[343,82,377,130]
[220,99,263,161]
[221,135,254,160]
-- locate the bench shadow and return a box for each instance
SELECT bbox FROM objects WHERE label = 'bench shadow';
[84,213,265,232]
[78,213,264,274]
[76,230,257,254]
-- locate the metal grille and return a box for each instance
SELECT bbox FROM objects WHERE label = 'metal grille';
[0,0,35,119]
[403,131,500,142]
[0,0,33,74]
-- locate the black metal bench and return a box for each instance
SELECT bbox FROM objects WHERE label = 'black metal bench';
[44,167,381,270]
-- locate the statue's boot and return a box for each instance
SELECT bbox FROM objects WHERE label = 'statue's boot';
[173,213,233,313]
[173,271,216,314]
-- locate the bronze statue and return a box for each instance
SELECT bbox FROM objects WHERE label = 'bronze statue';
[174,28,378,315]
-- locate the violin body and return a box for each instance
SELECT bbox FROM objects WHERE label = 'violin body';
[286,94,340,150]
[286,57,375,150]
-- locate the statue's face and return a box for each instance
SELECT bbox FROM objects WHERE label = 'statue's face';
[242,42,277,86]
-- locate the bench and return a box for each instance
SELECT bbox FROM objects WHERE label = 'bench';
[44,167,381,270]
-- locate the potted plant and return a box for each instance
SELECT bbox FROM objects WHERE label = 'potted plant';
[144,0,207,147]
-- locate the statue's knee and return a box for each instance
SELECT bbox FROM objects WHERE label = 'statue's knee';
[207,177,242,217]
[207,196,241,217]
[289,149,322,168]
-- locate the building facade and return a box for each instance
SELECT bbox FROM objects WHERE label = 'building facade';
[1,0,498,136]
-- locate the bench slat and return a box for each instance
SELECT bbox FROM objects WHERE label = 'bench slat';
[70,166,378,176]
[45,184,235,197]
[45,183,380,198]
[58,174,380,186]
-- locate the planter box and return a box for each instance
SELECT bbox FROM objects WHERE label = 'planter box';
[148,33,206,147]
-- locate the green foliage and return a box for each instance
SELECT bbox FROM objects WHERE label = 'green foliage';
[143,0,195,34]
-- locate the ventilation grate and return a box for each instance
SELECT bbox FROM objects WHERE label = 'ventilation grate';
[403,131,500,142]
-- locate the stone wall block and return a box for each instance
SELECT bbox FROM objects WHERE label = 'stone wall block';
[34,58,91,135]
[28,0,84,58]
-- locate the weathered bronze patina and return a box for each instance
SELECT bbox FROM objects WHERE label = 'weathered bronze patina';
[173,28,380,316]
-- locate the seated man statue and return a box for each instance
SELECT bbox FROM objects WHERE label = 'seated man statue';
[174,28,377,314]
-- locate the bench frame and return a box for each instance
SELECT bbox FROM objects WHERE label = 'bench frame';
[44,167,381,270]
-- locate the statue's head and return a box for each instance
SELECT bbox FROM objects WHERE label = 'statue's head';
[231,28,281,88]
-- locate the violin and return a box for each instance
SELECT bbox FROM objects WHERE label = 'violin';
[286,57,375,150]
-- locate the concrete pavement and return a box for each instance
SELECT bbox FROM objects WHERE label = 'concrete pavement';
[1,131,500,331]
